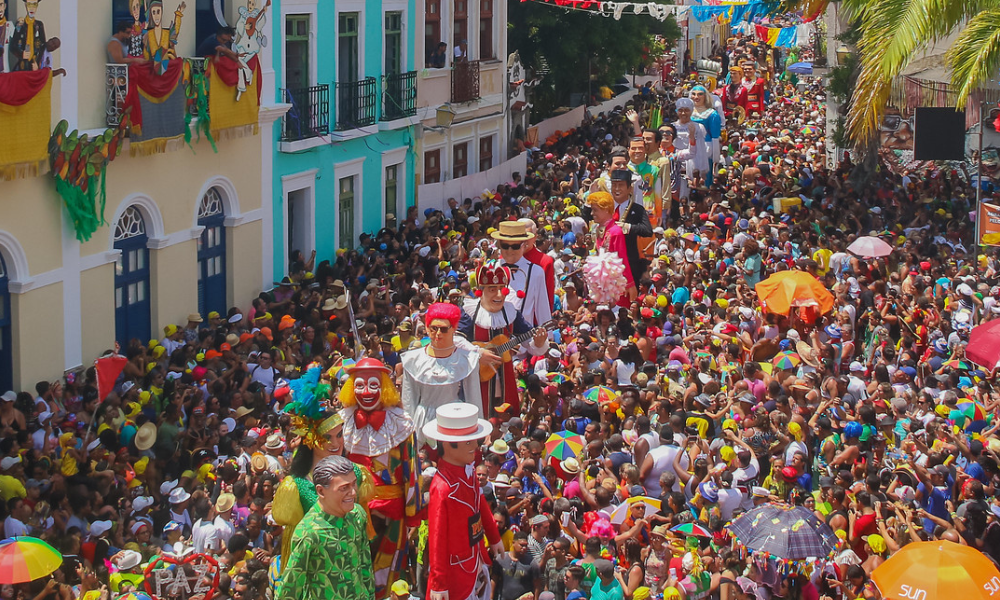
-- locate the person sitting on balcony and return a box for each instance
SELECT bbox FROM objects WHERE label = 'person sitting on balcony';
[107,21,148,66]
[197,25,238,61]
[454,38,468,63]
[428,42,447,68]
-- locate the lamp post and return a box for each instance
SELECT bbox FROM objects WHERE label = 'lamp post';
[835,43,850,66]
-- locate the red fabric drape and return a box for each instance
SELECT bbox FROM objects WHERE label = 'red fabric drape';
[95,354,128,401]
[123,59,185,131]
[207,55,262,104]
[0,68,52,106]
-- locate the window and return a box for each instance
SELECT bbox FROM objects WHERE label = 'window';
[479,135,493,172]
[385,12,402,75]
[385,164,400,229]
[453,142,469,179]
[339,12,359,83]
[425,0,441,67]
[424,149,441,184]
[338,176,355,250]
[454,0,467,58]
[480,0,493,60]
[285,15,310,90]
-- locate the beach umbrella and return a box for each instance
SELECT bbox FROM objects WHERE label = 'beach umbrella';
[799,125,820,135]
[771,351,801,370]
[755,271,835,316]
[681,232,701,244]
[116,594,153,600]
[609,496,661,524]
[544,431,585,460]
[967,319,1000,369]
[671,523,712,538]
[872,540,1000,600]
[0,537,63,584]
[548,373,569,385]
[583,386,618,403]
[847,236,894,258]
[787,61,813,75]
[727,504,840,560]
[956,401,988,423]
[941,359,972,371]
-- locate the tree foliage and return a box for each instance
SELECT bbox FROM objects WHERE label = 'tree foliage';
[508,0,681,117]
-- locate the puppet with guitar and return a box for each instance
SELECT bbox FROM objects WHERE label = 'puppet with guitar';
[458,260,551,419]
[231,0,269,100]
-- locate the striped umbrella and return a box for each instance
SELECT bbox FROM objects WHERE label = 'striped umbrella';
[672,523,712,538]
[116,594,153,600]
[772,351,801,370]
[799,125,820,135]
[544,431,586,460]
[680,232,701,244]
[548,373,569,385]
[0,537,63,584]
[583,386,618,404]
[942,359,972,370]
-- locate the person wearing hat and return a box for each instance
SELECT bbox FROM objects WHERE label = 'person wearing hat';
[606,160,653,286]
[455,266,549,420]
[518,218,556,311]
[109,549,145,593]
[183,313,203,343]
[587,191,637,309]
[338,356,423,599]
[491,220,551,328]
[278,455,375,600]
[390,580,412,600]
[423,403,503,600]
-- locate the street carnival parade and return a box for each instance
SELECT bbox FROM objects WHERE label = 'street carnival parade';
[4,0,1000,599]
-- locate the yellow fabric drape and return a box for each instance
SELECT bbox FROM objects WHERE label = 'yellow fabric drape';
[0,74,51,181]
[207,63,259,140]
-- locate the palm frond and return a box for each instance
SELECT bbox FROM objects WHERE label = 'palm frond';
[947,8,1000,107]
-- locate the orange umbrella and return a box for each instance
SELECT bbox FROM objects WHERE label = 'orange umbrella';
[872,540,1000,600]
[754,270,834,316]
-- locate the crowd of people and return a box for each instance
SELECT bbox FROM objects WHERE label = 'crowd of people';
[0,28,998,600]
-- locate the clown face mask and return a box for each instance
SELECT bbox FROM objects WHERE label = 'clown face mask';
[353,373,383,411]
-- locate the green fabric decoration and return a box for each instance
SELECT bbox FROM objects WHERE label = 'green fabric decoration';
[184,60,217,153]
[54,172,107,242]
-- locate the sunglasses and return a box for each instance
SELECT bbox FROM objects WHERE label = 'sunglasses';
[499,243,522,250]
[429,325,452,333]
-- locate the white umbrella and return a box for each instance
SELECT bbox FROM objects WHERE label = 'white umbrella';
[847,236,893,258]
[609,496,661,524]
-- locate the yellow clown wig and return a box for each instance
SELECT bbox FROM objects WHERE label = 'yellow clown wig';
[338,370,401,408]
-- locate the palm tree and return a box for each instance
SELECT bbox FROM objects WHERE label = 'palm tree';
[819,0,999,156]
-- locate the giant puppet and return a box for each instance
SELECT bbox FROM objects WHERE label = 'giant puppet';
[457,260,549,419]
[423,402,504,600]
[339,357,424,600]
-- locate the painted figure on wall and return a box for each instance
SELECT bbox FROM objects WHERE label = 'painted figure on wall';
[9,0,45,72]
[127,0,146,58]
[231,0,269,100]
[143,0,186,76]
[0,0,14,73]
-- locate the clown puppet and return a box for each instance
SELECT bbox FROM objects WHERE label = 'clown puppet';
[423,402,503,600]
[401,302,483,448]
[339,357,424,600]
[457,260,549,419]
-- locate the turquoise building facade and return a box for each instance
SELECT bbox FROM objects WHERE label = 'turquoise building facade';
[269,0,419,280]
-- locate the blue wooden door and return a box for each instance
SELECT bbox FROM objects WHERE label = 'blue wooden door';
[198,214,227,317]
[0,254,11,393]
[114,207,151,346]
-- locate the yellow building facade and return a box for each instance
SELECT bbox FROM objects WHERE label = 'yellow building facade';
[0,0,285,390]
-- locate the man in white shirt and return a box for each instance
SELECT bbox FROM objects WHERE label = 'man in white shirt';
[246,351,279,394]
[191,497,220,554]
[640,426,689,496]
[4,497,30,537]
[168,487,193,533]
[213,493,236,550]
[492,221,552,328]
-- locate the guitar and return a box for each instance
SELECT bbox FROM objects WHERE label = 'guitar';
[245,0,270,38]
[474,320,556,382]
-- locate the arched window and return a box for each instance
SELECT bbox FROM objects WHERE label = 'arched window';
[197,187,228,317]
[114,206,151,346]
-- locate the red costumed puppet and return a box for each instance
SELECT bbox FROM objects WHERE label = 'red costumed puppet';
[456,261,549,419]
[741,64,766,116]
[339,358,424,600]
[721,66,746,118]
[424,402,503,600]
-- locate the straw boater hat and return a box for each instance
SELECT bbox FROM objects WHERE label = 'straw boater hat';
[491,221,535,243]
[134,422,157,451]
[795,341,821,368]
[422,402,493,442]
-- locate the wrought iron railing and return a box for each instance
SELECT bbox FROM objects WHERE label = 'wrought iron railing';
[106,64,129,127]
[382,71,417,120]
[335,77,378,130]
[281,84,330,142]
[188,58,207,117]
[451,60,481,104]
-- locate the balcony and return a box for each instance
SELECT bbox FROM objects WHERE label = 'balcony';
[281,84,330,142]
[451,60,481,104]
[335,77,377,130]
[382,71,417,121]
[106,58,207,127]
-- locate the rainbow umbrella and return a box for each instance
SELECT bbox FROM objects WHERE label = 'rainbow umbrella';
[671,523,712,538]
[942,359,972,371]
[799,125,820,135]
[957,401,988,423]
[548,373,569,385]
[680,233,701,244]
[0,537,63,584]
[545,431,586,460]
[779,128,792,137]
[117,594,153,600]
[583,386,618,404]
[772,351,801,370]
[332,358,356,380]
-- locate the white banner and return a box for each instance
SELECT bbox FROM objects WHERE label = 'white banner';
[535,105,587,142]
[417,151,529,213]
